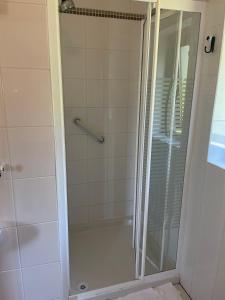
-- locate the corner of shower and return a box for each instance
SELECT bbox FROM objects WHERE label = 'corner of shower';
[57,0,202,298]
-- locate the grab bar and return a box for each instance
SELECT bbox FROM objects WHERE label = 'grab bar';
[74,118,105,144]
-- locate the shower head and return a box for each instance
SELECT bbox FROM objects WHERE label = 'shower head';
[60,0,75,12]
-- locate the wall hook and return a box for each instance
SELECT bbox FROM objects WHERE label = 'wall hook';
[205,35,216,53]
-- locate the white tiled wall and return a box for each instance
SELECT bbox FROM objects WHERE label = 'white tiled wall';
[0,1,62,300]
[60,0,145,227]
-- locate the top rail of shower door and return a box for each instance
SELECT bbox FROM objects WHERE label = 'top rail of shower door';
[74,118,105,144]
[60,7,146,21]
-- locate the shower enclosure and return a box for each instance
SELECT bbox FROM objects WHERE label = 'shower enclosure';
[53,0,202,298]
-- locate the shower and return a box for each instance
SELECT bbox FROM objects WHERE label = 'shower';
[58,0,201,297]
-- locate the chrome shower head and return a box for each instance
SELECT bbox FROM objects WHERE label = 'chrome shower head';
[60,0,75,12]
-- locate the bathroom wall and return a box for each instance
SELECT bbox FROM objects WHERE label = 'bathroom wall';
[60,0,147,228]
[179,1,225,299]
[0,1,63,300]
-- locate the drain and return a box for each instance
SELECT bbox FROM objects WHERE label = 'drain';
[78,282,88,292]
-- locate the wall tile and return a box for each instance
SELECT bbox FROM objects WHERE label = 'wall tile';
[126,179,135,202]
[0,77,5,128]
[108,179,135,203]
[130,1,147,14]
[62,47,85,78]
[60,14,85,48]
[2,68,53,127]
[109,0,131,12]
[86,49,105,79]
[63,78,86,107]
[129,51,141,80]
[0,270,23,300]
[0,178,15,228]
[129,22,143,51]
[87,107,108,134]
[87,158,108,182]
[129,80,140,107]
[8,127,55,179]
[126,156,136,179]
[0,1,62,299]
[61,3,140,225]
[89,201,133,223]
[127,133,137,157]
[107,107,128,133]
[75,0,108,10]
[0,228,20,271]
[88,181,108,205]
[104,79,129,107]
[128,107,138,133]
[0,3,49,68]
[66,134,87,162]
[0,128,15,228]
[86,79,104,107]
[109,19,131,50]
[67,183,89,207]
[67,160,87,185]
[108,133,127,158]
[22,263,62,300]
[68,205,89,226]
[105,50,129,79]
[0,0,46,3]
[14,177,58,225]
[86,17,109,49]
[0,128,10,166]
[18,222,59,267]
[108,157,127,180]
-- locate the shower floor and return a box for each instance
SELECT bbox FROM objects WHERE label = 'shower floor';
[69,223,135,293]
[69,223,190,299]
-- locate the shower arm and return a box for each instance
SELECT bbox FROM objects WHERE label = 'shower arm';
[74,118,105,144]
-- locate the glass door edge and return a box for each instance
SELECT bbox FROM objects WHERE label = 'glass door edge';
[140,0,161,279]
[134,1,153,280]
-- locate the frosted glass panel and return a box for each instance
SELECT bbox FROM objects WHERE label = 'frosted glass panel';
[144,10,200,275]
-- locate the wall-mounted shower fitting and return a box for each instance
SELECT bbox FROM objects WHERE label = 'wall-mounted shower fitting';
[60,0,75,12]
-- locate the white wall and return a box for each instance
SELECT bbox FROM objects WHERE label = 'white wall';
[180,1,225,299]
[0,1,63,300]
[60,0,146,228]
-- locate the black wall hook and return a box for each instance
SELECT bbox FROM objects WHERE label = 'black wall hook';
[205,35,216,53]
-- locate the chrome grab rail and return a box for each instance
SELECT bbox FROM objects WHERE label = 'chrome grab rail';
[74,118,105,144]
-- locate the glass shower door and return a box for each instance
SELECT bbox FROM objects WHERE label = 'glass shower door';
[134,1,159,279]
[135,7,200,278]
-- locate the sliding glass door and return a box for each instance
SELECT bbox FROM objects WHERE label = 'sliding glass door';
[135,4,200,278]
